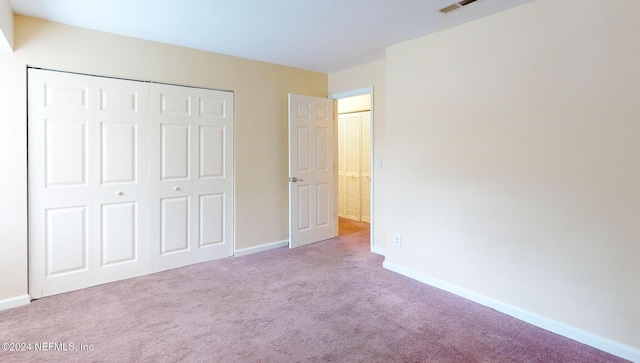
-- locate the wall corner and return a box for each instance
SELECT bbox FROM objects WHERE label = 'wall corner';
[0,0,14,51]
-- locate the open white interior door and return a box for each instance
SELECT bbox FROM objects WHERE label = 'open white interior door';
[288,94,337,248]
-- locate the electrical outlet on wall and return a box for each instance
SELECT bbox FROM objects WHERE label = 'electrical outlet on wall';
[393,234,402,248]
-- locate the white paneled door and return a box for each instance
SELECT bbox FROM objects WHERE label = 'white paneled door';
[28,70,150,298]
[360,111,371,223]
[288,94,337,248]
[148,83,234,272]
[28,69,233,298]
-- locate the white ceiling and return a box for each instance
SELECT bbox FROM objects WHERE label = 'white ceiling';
[9,0,535,73]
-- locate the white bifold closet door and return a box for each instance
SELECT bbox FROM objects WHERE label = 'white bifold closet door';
[359,111,371,223]
[148,83,234,272]
[28,69,233,299]
[337,111,370,223]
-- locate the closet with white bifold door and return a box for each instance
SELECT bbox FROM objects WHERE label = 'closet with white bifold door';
[338,111,371,223]
[28,68,234,299]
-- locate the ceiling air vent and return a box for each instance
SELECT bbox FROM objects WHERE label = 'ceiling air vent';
[438,0,480,14]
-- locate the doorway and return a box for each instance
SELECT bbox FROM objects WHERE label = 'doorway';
[330,88,375,253]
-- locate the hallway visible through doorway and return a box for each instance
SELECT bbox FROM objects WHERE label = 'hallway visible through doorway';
[338,217,369,237]
[337,94,371,224]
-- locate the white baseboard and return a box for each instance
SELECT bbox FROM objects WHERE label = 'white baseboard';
[0,294,30,311]
[371,245,385,256]
[234,239,289,257]
[382,260,640,363]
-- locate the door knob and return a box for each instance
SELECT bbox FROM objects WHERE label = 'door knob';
[289,177,303,182]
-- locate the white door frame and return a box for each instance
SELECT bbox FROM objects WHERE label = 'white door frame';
[329,87,381,256]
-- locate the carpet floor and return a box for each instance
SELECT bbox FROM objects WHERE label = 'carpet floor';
[0,218,627,362]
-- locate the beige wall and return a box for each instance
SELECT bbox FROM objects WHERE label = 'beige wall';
[0,15,327,303]
[0,0,12,50]
[329,59,386,251]
[385,0,640,353]
[337,94,371,114]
